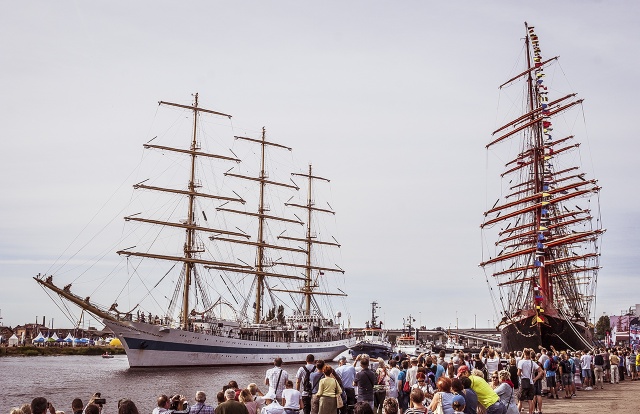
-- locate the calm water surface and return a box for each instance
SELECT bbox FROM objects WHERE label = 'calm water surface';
[1,355,277,413]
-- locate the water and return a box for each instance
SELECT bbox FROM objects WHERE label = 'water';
[1,355,275,413]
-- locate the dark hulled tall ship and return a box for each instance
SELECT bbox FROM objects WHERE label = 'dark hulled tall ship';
[480,23,604,352]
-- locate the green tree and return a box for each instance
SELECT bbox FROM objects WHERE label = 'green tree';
[595,315,610,339]
[277,305,285,324]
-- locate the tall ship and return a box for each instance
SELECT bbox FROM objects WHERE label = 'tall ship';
[349,301,393,359]
[35,94,355,367]
[480,24,604,352]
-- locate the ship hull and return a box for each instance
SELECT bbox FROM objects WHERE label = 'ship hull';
[105,320,355,367]
[349,342,393,359]
[500,315,592,352]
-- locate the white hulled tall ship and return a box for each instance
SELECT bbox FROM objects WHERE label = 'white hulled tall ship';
[36,94,354,367]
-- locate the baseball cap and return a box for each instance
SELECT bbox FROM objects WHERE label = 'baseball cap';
[452,394,466,407]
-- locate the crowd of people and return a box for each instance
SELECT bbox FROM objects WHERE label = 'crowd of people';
[11,345,640,414]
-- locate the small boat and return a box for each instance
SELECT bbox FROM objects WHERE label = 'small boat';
[101,352,114,359]
[349,302,393,359]
[394,314,430,357]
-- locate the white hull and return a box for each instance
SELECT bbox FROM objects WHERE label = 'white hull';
[104,319,355,367]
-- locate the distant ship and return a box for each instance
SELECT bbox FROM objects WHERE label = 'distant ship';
[36,94,355,367]
[480,24,604,352]
[349,301,393,359]
[394,314,430,357]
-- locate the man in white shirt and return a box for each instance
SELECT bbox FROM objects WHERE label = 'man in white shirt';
[580,351,593,390]
[406,357,419,386]
[266,357,289,402]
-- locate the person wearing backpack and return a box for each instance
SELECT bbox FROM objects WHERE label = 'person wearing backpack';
[543,352,559,399]
[396,360,410,414]
[296,354,316,414]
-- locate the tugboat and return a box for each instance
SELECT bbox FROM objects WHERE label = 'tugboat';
[349,302,393,359]
[394,314,430,357]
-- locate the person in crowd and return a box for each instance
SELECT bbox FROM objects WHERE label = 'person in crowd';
[517,349,542,414]
[580,350,593,390]
[494,371,517,414]
[248,384,266,412]
[266,358,289,404]
[374,359,390,414]
[316,365,342,414]
[20,404,32,414]
[240,389,259,414]
[117,400,139,414]
[382,398,398,414]
[411,373,434,407]
[451,395,466,413]
[353,402,374,414]
[459,376,478,414]
[282,380,302,414]
[489,372,499,390]
[627,349,637,380]
[71,399,83,414]
[310,360,326,414]
[192,391,215,414]
[170,394,190,413]
[593,348,605,389]
[543,351,559,399]
[261,392,284,414]
[31,398,56,414]
[557,352,573,399]
[85,405,100,414]
[153,395,171,414]
[386,359,400,402]
[428,376,454,414]
[507,359,519,391]
[10,407,24,414]
[610,350,621,384]
[404,389,427,414]
[335,356,356,414]
[217,389,249,414]
[354,355,377,409]
[396,360,410,414]
[479,347,500,378]
[406,358,419,387]
[457,366,504,414]
[296,354,316,414]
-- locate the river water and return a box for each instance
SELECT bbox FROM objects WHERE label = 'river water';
[1,355,276,413]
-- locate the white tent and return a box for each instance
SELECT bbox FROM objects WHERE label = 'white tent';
[8,334,19,347]
[32,332,45,344]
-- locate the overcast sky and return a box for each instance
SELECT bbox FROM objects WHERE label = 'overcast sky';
[1,1,639,331]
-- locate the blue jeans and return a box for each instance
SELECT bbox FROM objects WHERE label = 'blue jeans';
[486,401,506,414]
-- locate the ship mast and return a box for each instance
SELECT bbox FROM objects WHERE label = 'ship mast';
[218,128,301,324]
[524,22,550,304]
[286,165,343,315]
[119,94,244,329]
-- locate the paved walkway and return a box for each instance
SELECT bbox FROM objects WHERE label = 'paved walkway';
[533,378,638,413]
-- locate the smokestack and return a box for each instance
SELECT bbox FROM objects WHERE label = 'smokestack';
[43,316,46,328]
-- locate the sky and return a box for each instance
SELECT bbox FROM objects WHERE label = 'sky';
[1,1,639,332]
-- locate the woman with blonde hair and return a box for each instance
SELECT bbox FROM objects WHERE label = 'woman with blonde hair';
[494,370,518,414]
[240,389,258,414]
